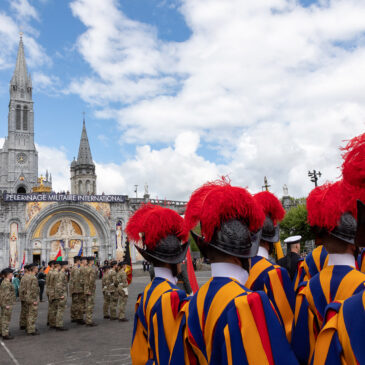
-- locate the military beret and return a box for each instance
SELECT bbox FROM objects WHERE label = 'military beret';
[81,256,88,261]
[110,260,117,266]
[118,261,126,267]
[61,261,68,266]
[103,265,110,270]
[87,256,94,262]
[73,256,81,262]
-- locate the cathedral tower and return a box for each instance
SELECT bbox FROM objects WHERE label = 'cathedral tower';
[70,118,97,194]
[0,34,38,193]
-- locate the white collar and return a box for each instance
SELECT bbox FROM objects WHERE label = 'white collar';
[154,267,177,285]
[257,246,269,260]
[327,253,356,268]
[211,262,249,285]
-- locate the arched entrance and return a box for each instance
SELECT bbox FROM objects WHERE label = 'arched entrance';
[26,203,111,264]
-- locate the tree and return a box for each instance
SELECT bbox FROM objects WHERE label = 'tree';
[280,204,314,246]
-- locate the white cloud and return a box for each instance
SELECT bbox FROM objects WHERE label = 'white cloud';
[67,0,365,198]
[9,0,39,21]
[37,144,70,192]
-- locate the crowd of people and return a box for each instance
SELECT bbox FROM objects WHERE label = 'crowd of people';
[127,133,365,364]
[0,256,129,339]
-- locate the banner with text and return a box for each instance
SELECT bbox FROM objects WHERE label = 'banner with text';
[3,193,128,203]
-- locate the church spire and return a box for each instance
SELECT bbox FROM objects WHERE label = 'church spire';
[77,117,94,165]
[11,33,30,87]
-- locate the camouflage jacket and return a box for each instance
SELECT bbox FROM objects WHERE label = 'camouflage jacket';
[83,266,96,294]
[46,268,57,300]
[117,269,128,289]
[102,271,109,294]
[70,266,83,294]
[108,269,118,294]
[0,279,16,307]
[55,270,68,299]
[25,274,40,304]
[19,273,30,301]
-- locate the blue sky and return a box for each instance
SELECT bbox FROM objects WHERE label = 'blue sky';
[0,0,364,199]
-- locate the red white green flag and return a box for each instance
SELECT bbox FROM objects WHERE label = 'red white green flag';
[54,248,62,262]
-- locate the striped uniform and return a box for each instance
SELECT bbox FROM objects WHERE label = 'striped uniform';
[245,256,295,340]
[313,290,365,365]
[291,265,365,364]
[293,246,328,292]
[182,277,298,365]
[130,277,188,364]
[357,248,365,273]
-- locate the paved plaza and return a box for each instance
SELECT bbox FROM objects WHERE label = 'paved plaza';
[0,272,210,365]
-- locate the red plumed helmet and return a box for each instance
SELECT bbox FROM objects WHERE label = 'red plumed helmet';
[184,179,265,243]
[341,133,365,187]
[253,191,285,224]
[307,181,343,231]
[126,204,187,250]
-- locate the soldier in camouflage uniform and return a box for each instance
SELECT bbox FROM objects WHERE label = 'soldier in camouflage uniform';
[84,256,97,326]
[19,264,30,330]
[116,262,129,322]
[70,256,81,322]
[78,256,88,324]
[0,268,16,339]
[102,265,111,319]
[25,263,40,335]
[108,260,118,320]
[46,260,57,327]
[54,261,68,331]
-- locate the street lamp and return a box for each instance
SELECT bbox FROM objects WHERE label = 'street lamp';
[308,170,322,187]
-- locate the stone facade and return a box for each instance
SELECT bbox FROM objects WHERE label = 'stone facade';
[0,37,186,269]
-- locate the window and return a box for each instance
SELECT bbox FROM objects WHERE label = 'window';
[23,106,28,130]
[17,186,26,194]
[16,105,21,130]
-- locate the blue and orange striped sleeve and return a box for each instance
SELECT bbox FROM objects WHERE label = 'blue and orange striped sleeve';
[291,283,319,364]
[131,294,153,364]
[264,266,295,340]
[312,302,343,365]
[149,289,190,365]
[293,259,306,292]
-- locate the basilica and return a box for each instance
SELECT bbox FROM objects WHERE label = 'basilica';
[0,36,185,269]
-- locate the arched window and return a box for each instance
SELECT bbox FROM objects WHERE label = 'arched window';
[23,106,28,130]
[17,186,26,194]
[16,105,21,130]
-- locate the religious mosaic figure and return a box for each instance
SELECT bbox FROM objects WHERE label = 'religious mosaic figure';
[115,221,125,262]
[9,222,19,268]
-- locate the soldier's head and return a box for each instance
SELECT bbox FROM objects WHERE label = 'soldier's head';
[61,261,68,270]
[253,191,285,256]
[2,268,13,280]
[110,260,117,269]
[30,263,38,274]
[54,261,62,271]
[48,260,54,268]
[284,236,301,254]
[184,179,265,273]
[126,204,189,277]
[80,257,88,266]
[73,256,81,265]
[103,265,110,273]
[87,257,94,266]
[118,261,126,271]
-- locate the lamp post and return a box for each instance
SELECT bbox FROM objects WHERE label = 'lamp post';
[262,176,271,191]
[308,170,322,187]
